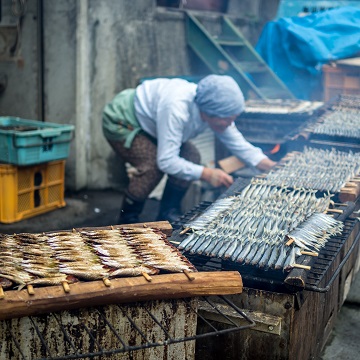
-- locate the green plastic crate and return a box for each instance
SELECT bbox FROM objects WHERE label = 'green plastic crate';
[0,117,74,165]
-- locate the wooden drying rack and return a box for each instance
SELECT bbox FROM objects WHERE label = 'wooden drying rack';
[0,221,243,320]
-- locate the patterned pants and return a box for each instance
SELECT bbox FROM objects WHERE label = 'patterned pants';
[108,133,201,202]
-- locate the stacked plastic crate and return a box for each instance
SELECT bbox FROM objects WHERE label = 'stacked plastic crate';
[0,117,74,223]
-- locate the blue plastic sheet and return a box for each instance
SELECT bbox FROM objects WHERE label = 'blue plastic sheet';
[256,6,360,99]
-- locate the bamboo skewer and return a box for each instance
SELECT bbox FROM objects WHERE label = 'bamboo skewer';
[27,285,35,295]
[103,278,112,287]
[326,209,343,214]
[180,227,191,235]
[286,238,295,246]
[62,281,70,293]
[300,251,319,257]
[142,272,152,282]
[292,264,311,270]
[183,270,195,281]
[169,240,181,245]
[0,286,4,299]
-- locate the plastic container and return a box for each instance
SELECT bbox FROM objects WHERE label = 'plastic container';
[0,160,66,223]
[323,63,360,101]
[0,117,74,165]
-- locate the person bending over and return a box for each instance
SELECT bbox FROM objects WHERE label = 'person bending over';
[102,74,275,224]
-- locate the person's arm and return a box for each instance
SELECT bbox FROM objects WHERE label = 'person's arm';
[216,123,275,170]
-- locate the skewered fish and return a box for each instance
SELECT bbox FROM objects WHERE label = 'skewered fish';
[305,109,360,139]
[265,147,360,193]
[0,226,195,291]
[178,179,343,271]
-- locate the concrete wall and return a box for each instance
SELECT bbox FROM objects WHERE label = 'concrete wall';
[0,0,280,191]
[0,0,40,119]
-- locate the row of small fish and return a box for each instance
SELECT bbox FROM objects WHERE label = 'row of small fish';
[330,94,360,110]
[0,227,196,288]
[265,147,360,193]
[305,110,360,139]
[186,178,331,232]
[179,179,343,271]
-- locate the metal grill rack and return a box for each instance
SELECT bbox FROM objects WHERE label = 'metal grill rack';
[2,296,255,360]
[325,94,360,110]
[285,94,360,153]
[305,218,359,292]
[170,178,360,293]
[234,100,324,149]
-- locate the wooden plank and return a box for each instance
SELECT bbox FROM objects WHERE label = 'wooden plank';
[0,271,243,321]
[284,255,314,290]
[339,188,359,203]
[218,155,246,174]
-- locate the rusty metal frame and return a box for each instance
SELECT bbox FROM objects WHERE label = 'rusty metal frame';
[4,295,255,360]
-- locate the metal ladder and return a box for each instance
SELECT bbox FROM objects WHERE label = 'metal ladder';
[185,12,295,100]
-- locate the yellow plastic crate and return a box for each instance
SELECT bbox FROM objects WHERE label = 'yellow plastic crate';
[0,160,66,223]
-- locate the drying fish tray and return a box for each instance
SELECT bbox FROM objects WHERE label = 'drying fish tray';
[0,223,196,293]
[0,160,66,223]
[285,94,360,154]
[0,223,255,360]
[286,110,360,145]
[170,178,358,293]
[325,93,360,110]
[263,149,360,203]
[0,117,74,165]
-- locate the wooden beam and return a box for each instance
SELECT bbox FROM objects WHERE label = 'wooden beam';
[0,271,243,321]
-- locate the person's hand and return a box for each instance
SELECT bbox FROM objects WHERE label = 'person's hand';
[256,158,277,172]
[201,167,234,188]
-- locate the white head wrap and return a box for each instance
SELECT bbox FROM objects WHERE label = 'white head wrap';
[194,75,245,117]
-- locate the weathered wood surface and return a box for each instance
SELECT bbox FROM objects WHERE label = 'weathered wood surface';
[284,254,314,291]
[339,180,360,203]
[0,271,243,320]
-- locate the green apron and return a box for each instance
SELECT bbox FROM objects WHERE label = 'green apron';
[102,89,142,148]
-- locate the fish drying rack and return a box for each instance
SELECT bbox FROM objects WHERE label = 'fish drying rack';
[171,177,360,294]
[285,94,360,153]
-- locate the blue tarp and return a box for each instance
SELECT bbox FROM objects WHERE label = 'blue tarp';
[256,6,360,99]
